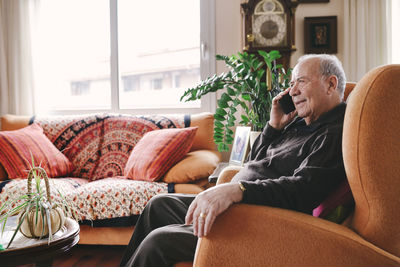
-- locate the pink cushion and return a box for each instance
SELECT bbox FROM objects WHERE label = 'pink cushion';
[0,123,73,179]
[124,127,198,182]
[313,180,354,221]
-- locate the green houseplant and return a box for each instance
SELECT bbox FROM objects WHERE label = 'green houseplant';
[0,160,77,249]
[181,50,291,151]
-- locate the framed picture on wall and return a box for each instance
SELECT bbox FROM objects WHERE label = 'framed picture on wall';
[229,126,251,166]
[304,16,337,54]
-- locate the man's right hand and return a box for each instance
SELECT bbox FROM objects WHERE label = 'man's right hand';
[269,89,297,130]
[185,183,243,238]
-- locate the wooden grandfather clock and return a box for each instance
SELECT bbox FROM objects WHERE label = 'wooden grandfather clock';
[241,0,298,70]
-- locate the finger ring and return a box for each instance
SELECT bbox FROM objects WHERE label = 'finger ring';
[199,212,207,219]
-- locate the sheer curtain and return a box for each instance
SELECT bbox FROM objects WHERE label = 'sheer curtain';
[343,0,391,82]
[389,0,400,64]
[0,0,37,119]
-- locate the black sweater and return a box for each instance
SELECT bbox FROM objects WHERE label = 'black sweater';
[232,103,347,214]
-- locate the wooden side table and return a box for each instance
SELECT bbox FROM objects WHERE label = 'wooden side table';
[0,217,79,267]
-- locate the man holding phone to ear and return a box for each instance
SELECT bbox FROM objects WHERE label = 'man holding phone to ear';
[120,54,347,267]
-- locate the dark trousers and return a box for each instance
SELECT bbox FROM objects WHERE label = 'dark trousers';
[119,194,198,267]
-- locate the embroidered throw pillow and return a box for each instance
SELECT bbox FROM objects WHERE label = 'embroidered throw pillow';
[125,127,198,182]
[0,123,73,179]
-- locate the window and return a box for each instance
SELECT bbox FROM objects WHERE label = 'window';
[32,0,215,115]
[173,74,181,88]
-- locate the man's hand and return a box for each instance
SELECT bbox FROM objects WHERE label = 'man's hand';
[269,89,298,130]
[185,183,243,237]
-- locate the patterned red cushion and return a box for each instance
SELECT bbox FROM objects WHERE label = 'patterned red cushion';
[0,123,73,179]
[124,127,198,182]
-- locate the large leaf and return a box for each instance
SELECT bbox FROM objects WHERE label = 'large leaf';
[214,113,225,121]
[216,107,227,116]
[214,120,224,128]
[226,86,236,96]
[217,98,229,109]
[240,115,250,124]
[225,135,234,143]
[241,94,251,101]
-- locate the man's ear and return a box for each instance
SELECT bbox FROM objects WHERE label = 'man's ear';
[326,75,338,95]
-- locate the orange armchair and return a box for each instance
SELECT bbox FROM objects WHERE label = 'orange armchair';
[191,65,400,266]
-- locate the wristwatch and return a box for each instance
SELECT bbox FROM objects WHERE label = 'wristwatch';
[238,181,246,192]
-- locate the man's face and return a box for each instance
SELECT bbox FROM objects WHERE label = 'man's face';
[289,58,331,124]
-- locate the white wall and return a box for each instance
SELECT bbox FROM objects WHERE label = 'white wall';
[215,0,344,72]
[215,0,244,73]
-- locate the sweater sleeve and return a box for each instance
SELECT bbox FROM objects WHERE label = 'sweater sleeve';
[240,132,346,214]
[249,123,282,161]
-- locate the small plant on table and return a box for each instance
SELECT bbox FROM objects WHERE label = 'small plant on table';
[0,161,77,249]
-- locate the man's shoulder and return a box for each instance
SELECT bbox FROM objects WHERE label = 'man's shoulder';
[313,102,346,129]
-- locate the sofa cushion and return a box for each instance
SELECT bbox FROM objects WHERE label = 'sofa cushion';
[0,114,30,131]
[125,127,198,182]
[0,164,7,181]
[0,177,167,221]
[0,123,73,179]
[190,112,216,151]
[0,114,31,181]
[163,150,221,183]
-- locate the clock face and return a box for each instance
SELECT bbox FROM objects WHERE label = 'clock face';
[253,13,287,47]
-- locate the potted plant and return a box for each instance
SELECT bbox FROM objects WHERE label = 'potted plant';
[0,160,77,249]
[180,50,291,151]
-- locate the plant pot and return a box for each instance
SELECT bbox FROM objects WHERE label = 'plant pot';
[18,205,65,238]
[17,167,66,238]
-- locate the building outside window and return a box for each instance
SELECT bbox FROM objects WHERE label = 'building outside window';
[71,81,90,96]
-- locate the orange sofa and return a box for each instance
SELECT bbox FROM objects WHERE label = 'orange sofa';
[190,65,400,266]
[0,112,220,245]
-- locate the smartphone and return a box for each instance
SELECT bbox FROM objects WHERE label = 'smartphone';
[279,93,296,114]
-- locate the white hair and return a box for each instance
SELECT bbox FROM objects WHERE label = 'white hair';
[297,54,346,100]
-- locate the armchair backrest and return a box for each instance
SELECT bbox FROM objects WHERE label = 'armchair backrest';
[343,82,356,101]
[343,64,400,257]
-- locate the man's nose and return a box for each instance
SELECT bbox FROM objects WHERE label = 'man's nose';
[289,85,298,96]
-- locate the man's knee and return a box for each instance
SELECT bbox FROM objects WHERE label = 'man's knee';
[141,227,173,252]
[145,194,193,215]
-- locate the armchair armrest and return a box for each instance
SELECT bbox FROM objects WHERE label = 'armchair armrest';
[194,204,400,267]
[216,165,243,185]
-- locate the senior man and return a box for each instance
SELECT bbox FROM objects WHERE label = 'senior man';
[120,54,347,267]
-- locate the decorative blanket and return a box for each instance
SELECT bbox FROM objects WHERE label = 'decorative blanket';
[33,113,187,181]
[0,177,167,221]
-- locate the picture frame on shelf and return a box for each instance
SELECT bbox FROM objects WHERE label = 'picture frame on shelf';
[304,16,337,54]
[229,126,251,166]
